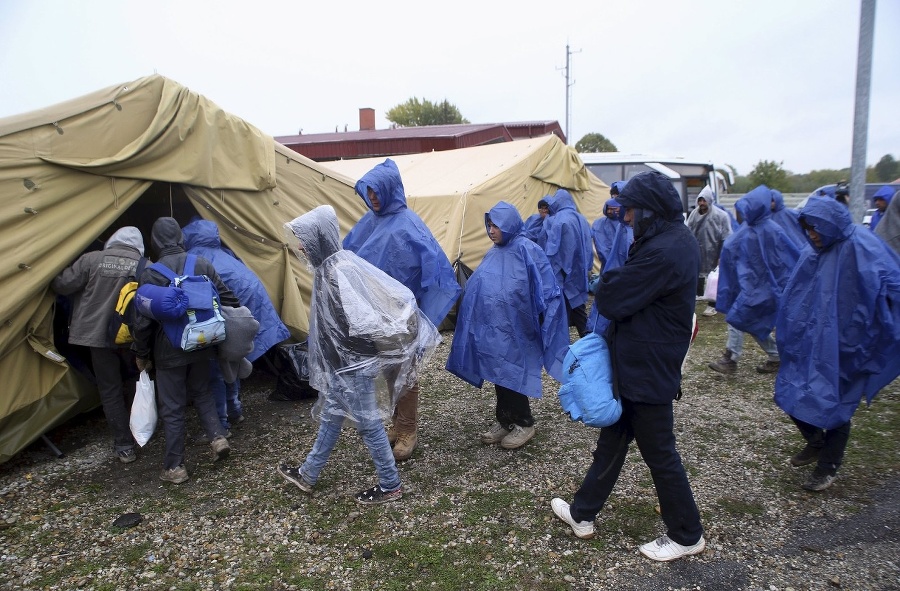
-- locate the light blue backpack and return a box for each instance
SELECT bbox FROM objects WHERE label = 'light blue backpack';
[557,333,621,428]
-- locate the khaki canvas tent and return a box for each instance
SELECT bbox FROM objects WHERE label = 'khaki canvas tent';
[0,74,366,464]
[319,134,610,272]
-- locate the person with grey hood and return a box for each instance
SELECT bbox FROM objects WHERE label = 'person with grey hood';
[131,217,239,485]
[277,205,440,504]
[52,226,147,464]
[686,185,732,312]
[551,171,706,562]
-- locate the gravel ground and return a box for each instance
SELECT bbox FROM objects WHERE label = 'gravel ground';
[0,304,898,591]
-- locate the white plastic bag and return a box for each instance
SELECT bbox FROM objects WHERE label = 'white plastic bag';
[130,370,157,447]
[703,267,719,302]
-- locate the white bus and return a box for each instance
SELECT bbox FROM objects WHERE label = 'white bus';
[579,153,731,214]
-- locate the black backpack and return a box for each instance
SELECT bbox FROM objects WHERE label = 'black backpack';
[107,257,147,348]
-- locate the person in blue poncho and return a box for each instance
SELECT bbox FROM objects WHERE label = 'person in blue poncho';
[542,188,593,338]
[769,189,808,250]
[343,159,461,461]
[869,185,895,232]
[551,171,706,563]
[446,201,568,449]
[707,185,802,375]
[182,219,291,432]
[586,195,632,336]
[775,196,900,492]
[591,181,631,269]
[523,199,549,248]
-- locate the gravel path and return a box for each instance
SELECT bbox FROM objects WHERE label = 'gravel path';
[0,307,897,590]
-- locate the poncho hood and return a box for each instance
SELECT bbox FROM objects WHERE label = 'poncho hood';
[105,226,145,256]
[798,197,854,251]
[602,198,622,218]
[182,219,222,250]
[354,158,407,216]
[873,185,895,205]
[544,188,576,215]
[286,205,342,267]
[735,185,774,226]
[485,201,523,246]
[771,189,786,212]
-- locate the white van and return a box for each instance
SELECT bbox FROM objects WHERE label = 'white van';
[579,153,731,215]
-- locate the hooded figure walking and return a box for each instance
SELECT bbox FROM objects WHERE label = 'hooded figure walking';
[551,171,706,562]
[278,205,440,504]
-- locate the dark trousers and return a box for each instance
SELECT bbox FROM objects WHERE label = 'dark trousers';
[570,398,703,546]
[155,361,225,470]
[566,298,589,337]
[90,347,136,452]
[791,416,852,474]
[495,384,534,429]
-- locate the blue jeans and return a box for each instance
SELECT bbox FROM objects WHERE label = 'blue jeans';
[300,373,400,492]
[209,360,242,430]
[569,398,703,547]
[726,324,778,361]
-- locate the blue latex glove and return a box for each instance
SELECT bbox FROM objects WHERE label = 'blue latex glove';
[588,273,601,294]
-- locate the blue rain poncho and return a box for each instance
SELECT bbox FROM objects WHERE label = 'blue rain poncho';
[182,219,290,361]
[343,159,461,327]
[774,197,900,429]
[686,186,732,275]
[588,205,632,335]
[523,212,547,248]
[542,188,593,308]
[446,201,569,397]
[591,198,632,267]
[870,185,895,232]
[769,189,808,251]
[715,185,802,341]
[285,205,441,424]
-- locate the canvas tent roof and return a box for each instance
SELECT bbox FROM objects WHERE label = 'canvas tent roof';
[0,74,364,463]
[319,134,610,271]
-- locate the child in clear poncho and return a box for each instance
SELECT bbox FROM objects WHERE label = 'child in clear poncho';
[277,205,440,504]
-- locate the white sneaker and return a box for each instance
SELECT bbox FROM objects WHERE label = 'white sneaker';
[550,498,595,539]
[480,422,510,445]
[702,306,717,317]
[639,535,705,562]
[500,424,535,449]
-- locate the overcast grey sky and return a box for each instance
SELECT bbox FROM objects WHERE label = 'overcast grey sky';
[1,0,897,176]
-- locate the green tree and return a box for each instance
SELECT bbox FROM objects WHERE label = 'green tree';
[386,98,469,126]
[874,154,899,182]
[575,133,617,153]
[747,160,790,192]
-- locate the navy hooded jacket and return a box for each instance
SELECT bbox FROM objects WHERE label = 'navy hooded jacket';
[775,197,900,429]
[594,172,699,404]
[446,201,568,397]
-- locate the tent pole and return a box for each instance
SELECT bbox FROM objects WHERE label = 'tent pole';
[41,434,65,459]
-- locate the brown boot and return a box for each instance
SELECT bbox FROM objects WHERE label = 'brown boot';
[387,424,398,445]
[392,432,417,461]
[708,350,737,374]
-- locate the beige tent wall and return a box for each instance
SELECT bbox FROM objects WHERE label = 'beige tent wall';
[321,135,610,271]
[0,74,359,463]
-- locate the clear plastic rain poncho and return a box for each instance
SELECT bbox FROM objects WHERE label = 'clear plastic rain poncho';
[284,205,441,424]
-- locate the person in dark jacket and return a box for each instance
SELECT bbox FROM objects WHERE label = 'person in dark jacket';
[775,197,900,492]
[343,159,461,461]
[52,226,146,464]
[551,171,706,562]
[542,188,593,338]
[132,217,239,485]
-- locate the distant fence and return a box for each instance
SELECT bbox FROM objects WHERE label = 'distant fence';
[717,193,807,209]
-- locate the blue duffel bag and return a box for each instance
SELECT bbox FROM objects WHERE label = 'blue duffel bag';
[557,332,621,428]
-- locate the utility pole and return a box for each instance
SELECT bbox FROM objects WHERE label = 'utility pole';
[849,0,876,223]
[560,44,580,145]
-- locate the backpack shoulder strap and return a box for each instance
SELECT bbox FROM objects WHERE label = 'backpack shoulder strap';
[134,257,147,279]
[183,254,197,276]
[148,261,177,283]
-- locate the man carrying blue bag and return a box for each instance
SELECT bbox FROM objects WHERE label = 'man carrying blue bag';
[550,171,706,562]
[132,217,240,485]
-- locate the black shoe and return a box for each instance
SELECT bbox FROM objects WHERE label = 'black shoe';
[790,444,822,467]
[708,351,737,374]
[355,484,402,505]
[756,359,780,374]
[277,463,313,493]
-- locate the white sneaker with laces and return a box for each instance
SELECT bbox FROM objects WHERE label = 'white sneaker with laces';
[639,534,705,562]
[550,498,595,539]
